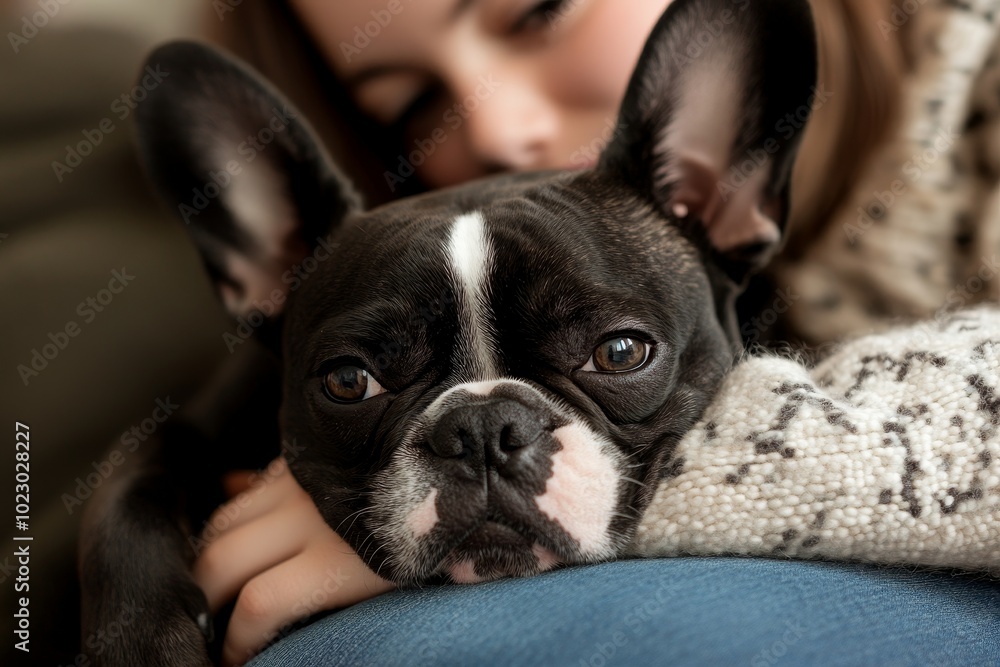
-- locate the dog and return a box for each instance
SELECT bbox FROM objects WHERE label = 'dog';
[78,0,817,663]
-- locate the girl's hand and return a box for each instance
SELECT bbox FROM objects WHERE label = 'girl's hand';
[192,457,395,667]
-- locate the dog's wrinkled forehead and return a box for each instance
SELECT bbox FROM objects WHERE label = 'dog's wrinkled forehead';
[285,177,695,385]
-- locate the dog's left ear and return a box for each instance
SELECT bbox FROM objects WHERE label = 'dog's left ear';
[134,41,361,320]
[600,0,818,283]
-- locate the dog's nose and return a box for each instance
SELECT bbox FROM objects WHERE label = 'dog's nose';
[429,399,546,474]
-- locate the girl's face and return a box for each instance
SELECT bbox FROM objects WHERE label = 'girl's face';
[290,0,672,189]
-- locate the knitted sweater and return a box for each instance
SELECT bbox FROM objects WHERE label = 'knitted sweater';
[631,307,1000,575]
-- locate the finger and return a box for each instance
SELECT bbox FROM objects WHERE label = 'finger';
[222,539,395,667]
[303,528,397,608]
[193,499,313,612]
[202,461,297,541]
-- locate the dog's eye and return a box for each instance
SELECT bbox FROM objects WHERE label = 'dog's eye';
[323,366,386,403]
[581,337,651,373]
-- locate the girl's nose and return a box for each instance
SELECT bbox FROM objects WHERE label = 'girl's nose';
[452,67,560,172]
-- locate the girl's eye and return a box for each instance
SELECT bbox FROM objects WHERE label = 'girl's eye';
[509,0,573,35]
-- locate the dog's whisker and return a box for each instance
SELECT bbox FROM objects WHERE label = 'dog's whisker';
[335,506,376,535]
[346,507,378,535]
[618,476,649,489]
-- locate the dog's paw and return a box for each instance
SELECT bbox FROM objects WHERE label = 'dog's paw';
[82,577,214,667]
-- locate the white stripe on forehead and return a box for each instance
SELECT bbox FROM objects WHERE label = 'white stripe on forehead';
[446,211,499,380]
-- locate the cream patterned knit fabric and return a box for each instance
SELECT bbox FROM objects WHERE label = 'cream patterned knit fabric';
[631,307,1000,575]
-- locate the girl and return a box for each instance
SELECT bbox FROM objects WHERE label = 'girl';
[195,1,1000,665]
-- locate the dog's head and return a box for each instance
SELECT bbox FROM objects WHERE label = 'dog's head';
[137,0,816,584]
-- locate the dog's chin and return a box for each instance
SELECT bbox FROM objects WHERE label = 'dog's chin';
[437,521,564,584]
[383,521,565,585]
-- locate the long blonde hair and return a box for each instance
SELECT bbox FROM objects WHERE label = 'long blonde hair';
[205,1,910,233]
[786,0,909,257]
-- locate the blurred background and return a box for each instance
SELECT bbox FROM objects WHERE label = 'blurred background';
[0,2,233,664]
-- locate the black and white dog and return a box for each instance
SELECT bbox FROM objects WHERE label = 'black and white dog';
[79,0,816,663]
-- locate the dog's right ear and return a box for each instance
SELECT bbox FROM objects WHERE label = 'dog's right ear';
[599,0,817,284]
[135,41,360,318]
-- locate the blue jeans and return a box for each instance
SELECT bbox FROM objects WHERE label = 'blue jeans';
[247,557,1000,667]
